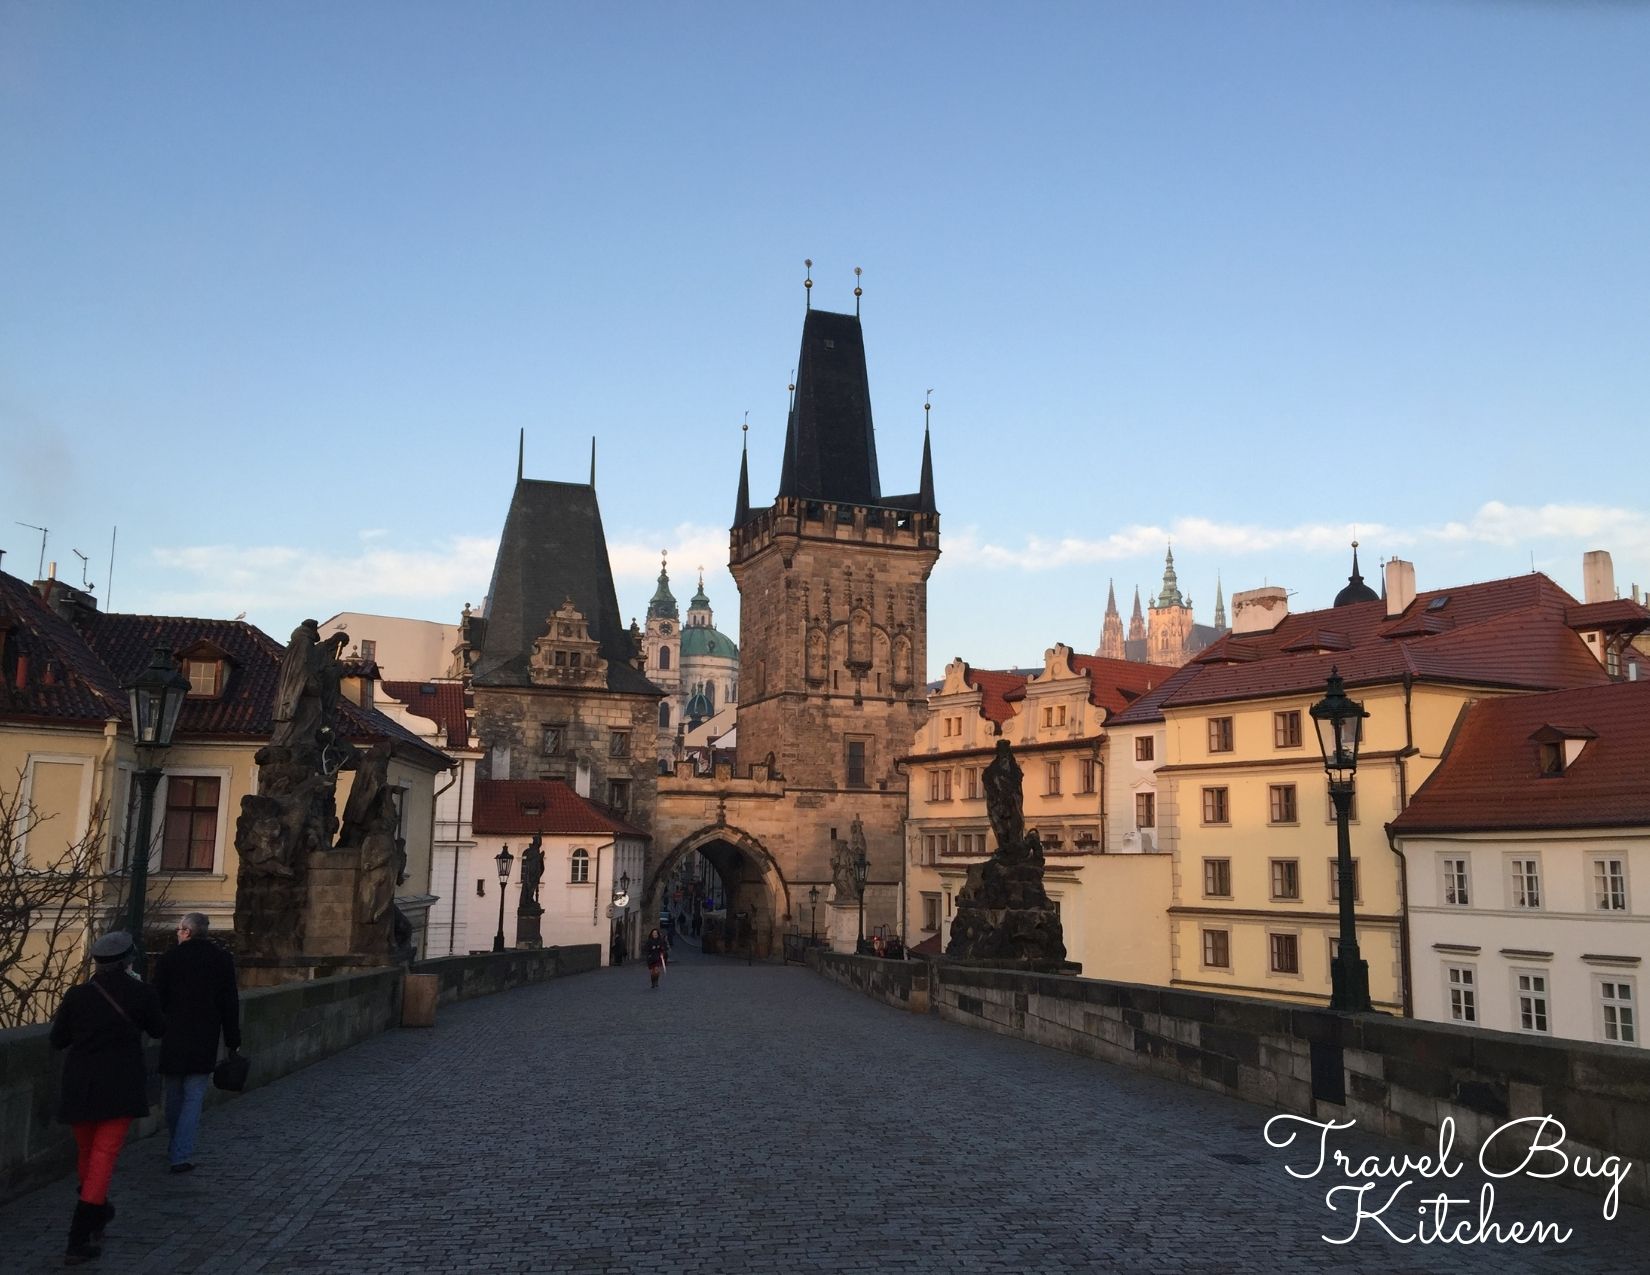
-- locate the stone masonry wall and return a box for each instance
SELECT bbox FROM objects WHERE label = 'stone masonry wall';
[809,951,1650,1212]
[472,685,659,816]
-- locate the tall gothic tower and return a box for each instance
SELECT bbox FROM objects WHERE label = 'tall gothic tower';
[1098,579,1125,660]
[1128,586,1146,643]
[731,307,939,787]
[642,554,680,757]
[1148,544,1195,666]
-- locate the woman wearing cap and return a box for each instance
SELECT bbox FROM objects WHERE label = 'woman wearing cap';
[50,930,165,1265]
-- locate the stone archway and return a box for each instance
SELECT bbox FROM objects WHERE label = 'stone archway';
[644,824,791,958]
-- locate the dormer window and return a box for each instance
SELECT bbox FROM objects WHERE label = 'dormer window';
[1538,742,1564,777]
[1529,723,1596,777]
[176,640,234,699]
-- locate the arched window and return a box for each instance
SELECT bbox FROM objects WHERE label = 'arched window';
[705,682,716,710]
[659,646,671,670]
[570,848,589,883]
[658,702,671,728]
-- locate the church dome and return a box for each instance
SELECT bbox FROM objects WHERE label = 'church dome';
[684,684,714,722]
[680,626,739,660]
[1333,543,1380,608]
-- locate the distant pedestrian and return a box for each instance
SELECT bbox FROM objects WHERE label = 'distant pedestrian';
[50,930,165,1266]
[645,928,668,989]
[153,912,242,1174]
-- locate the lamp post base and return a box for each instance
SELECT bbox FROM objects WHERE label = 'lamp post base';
[1330,954,1372,1014]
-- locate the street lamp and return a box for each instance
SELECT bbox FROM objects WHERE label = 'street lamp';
[853,847,870,955]
[808,885,820,944]
[493,844,514,953]
[1311,667,1372,1013]
[123,645,191,978]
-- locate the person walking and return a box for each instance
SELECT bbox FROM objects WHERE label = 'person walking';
[644,927,668,989]
[50,930,165,1266]
[152,912,242,1174]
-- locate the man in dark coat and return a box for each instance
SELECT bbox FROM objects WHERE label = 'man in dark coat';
[51,929,165,1264]
[152,912,242,1173]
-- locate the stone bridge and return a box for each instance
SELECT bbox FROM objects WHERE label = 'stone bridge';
[2,947,1644,1273]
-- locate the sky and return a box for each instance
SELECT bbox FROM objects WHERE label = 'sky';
[3,1,1648,678]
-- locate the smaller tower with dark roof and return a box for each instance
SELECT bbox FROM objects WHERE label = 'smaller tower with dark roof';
[1333,542,1380,608]
[642,553,682,753]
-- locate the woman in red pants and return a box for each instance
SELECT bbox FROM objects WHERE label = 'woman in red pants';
[50,930,165,1265]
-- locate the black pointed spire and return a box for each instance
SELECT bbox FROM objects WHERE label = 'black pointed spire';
[734,419,751,527]
[776,309,881,505]
[589,437,596,487]
[917,394,935,514]
[1334,540,1379,607]
[517,428,524,482]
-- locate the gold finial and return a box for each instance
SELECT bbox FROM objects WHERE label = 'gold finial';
[854,265,863,315]
[804,258,813,309]
[924,388,933,428]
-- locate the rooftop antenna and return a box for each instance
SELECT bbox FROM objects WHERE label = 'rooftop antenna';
[803,258,812,311]
[854,266,863,317]
[517,428,524,482]
[71,548,93,590]
[15,522,47,578]
[925,388,933,426]
[589,437,596,487]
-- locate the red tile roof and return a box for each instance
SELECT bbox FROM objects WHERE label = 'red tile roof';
[0,570,451,769]
[1566,599,1650,630]
[382,679,472,750]
[1067,654,1173,715]
[1102,661,1210,727]
[1152,574,1608,710]
[964,668,1028,724]
[471,779,649,839]
[1389,680,1650,834]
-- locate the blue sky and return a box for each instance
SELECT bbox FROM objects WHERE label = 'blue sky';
[3,1,1647,676]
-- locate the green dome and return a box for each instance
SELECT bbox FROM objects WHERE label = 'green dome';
[680,626,738,659]
[647,562,678,620]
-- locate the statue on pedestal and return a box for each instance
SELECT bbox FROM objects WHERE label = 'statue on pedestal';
[944,740,1068,966]
[515,833,545,948]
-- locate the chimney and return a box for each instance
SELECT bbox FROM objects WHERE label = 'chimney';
[1582,550,1616,604]
[1385,559,1416,617]
[33,578,100,626]
[1231,586,1289,635]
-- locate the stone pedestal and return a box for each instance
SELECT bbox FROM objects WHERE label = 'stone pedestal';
[306,849,361,957]
[827,900,862,954]
[515,904,544,949]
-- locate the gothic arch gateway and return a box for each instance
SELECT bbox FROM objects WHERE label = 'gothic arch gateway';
[644,823,791,953]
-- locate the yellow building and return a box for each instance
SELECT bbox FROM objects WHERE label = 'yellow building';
[1108,556,1629,1013]
[0,571,451,1024]
[903,643,1174,983]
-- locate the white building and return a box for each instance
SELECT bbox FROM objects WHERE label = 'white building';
[320,611,461,683]
[1392,679,1650,1046]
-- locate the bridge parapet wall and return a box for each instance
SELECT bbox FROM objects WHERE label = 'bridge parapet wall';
[0,944,599,1204]
[809,951,1650,1212]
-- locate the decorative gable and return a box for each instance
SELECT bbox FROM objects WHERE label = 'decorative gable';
[529,598,608,688]
[177,638,236,699]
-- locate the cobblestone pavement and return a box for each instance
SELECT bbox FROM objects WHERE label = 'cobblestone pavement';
[4,948,1646,1273]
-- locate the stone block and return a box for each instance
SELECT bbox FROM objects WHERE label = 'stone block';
[1449,1078,1508,1119]
[1342,1047,1384,1080]
[1568,1046,1650,1103]
[1237,1064,1280,1107]
[1508,1080,1544,1120]
[1388,1084,1438,1126]
[1198,1023,1261,1067]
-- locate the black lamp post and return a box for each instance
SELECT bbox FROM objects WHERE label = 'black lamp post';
[492,844,514,953]
[808,885,820,944]
[1311,667,1372,1013]
[123,645,191,978]
[853,847,870,955]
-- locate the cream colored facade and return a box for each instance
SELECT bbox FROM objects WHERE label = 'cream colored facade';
[320,611,460,683]
[903,645,1172,984]
[1159,682,1482,1013]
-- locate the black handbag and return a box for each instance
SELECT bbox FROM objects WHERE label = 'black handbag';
[212,1051,250,1092]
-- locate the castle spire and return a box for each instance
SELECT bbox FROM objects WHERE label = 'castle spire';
[1333,539,1379,607]
[1128,585,1146,642]
[1097,578,1125,661]
[917,393,936,514]
[1155,543,1184,608]
[517,428,524,482]
[1213,573,1227,631]
[733,418,751,526]
[648,551,679,620]
[775,306,881,505]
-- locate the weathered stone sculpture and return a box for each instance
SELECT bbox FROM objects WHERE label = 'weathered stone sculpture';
[340,741,402,954]
[515,833,545,948]
[944,740,1070,967]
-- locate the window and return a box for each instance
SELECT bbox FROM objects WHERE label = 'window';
[1328,858,1361,903]
[358,639,376,663]
[161,776,219,872]
[1274,710,1302,749]
[607,779,630,813]
[658,646,671,670]
[1324,788,1359,822]
[1446,965,1477,1024]
[1135,736,1154,762]
[1269,933,1300,975]
[570,848,589,883]
[1441,856,1470,907]
[1516,971,1549,1034]
[183,658,222,698]
[1041,704,1066,728]
[1203,858,1231,898]
[1044,761,1061,796]
[1268,784,1298,824]
[1078,759,1096,794]
[609,730,631,758]
[928,771,944,802]
[1538,741,1563,776]
[658,703,671,728]
[1201,787,1229,824]
[920,833,941,863]
[963,767,980,800]
[921,895,940,932]
[1208,717,1234,753]
[1599,979,1637,1045]
[846,739,868,788]
[1594,858,1628,912]
[1135,793,1156,829]
[542,724,565,755]
[1202,928,1231,969]
[705,683,715,710]
[1508,857,1542,909]
[1269,859,1301,901]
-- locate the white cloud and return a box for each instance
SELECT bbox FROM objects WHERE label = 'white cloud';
[607,524,731,586]
[946,502,1650,571]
